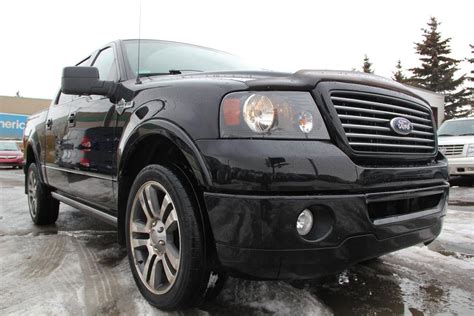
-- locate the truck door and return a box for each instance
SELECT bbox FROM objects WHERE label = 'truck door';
[44,92,76,190]
[65,46,118,210]
[44,56,92,190]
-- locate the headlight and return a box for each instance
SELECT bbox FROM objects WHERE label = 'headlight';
[243,94,275,133]
[467,144,474,157]
[220,91,329,139]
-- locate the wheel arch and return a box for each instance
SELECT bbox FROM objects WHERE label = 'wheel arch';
[24,139,44,193]
[118,119,212,187]
[117,119,217,265]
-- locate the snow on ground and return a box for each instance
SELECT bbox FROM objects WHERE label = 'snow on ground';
[0,169,473,315]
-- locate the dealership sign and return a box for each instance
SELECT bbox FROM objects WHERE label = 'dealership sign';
[0,113,28,139]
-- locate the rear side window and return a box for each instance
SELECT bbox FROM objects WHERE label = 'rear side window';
[92,47,117,81]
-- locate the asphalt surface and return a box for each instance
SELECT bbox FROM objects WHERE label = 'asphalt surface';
[0,168,473,315]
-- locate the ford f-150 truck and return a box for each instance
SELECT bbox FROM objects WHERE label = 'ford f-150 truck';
[23,39,449,310]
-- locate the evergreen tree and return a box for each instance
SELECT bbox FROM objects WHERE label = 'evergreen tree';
[468,44,473,114]
[469,44,473,91]
[392,60,407,83]
[362,55,373,73]
[408,17,470,119]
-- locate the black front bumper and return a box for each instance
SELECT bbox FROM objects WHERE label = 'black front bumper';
[197,138,449,279]
[204,185,448,280]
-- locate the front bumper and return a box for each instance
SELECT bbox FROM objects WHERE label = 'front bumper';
[205,185,448,279]
[197,139,449,279]
[446,157,474,176]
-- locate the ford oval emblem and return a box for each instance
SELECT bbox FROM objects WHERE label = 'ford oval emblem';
[390,117,413,135]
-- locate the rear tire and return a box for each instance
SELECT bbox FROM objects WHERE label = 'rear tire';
[27,163,59,225]
[125,164,224,310]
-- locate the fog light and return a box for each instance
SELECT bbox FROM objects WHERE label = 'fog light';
[296,209,313,236]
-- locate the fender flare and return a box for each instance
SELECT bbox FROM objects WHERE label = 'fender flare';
[117,118,213,189]
[24,137,45,193]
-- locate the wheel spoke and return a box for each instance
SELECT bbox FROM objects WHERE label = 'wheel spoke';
[131,238,148,249]
[159,194,172,220]
[131,221,148,234]
[165,209,178,231]
[148,256,162,289]
[145,185,160,217]
[143,253,156,283]
[162,256,176,283]
[165,244,180,270]
[139,189,155,222]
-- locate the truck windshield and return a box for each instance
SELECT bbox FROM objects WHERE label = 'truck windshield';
[438,119,474,136]
[123,40,259,77]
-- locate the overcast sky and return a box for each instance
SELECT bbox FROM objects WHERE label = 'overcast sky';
[0,0,472,99]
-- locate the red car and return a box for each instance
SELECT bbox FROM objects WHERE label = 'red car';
[0,140,24,169]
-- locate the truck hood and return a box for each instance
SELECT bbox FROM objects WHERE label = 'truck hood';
[135,69,420,98]
[438,135,474,145]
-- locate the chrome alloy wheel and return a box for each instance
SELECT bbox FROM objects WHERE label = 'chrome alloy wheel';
[27,168,38,217]
[129,181,181,294]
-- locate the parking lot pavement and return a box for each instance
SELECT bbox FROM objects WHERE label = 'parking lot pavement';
[0,167,473,315]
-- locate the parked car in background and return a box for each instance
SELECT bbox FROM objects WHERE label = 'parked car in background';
[0,140,23,168]
[438,117,474,184]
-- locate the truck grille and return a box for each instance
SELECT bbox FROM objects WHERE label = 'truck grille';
[438,144,464,156]
[331,91,436,154]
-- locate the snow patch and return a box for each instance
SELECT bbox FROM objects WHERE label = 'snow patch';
[217,278,332,315]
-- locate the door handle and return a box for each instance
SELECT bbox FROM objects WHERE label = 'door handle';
[46,119,53,130]
[68,112,77,127]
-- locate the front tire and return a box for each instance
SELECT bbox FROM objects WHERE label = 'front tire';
[125,164,222,310]
[27,163,59,225]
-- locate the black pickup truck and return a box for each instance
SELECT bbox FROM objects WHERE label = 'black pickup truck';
[23,39,449,310]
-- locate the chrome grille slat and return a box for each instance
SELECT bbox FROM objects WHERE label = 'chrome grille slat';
[332,96,429,117]
[349,142,434,149]
[338,114,390,123]
[342,124,391,132]
[411,123,433,131]
[334,90,431,112]
[346,133,434,143]
[341,124,434,136]
[332,91,436,155]
[412,130,434,136]
[334,105,432,124]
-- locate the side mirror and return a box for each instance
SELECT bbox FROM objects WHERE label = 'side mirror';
[61,66,115,97]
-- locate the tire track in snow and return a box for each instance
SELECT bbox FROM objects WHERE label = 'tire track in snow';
[73,236,124,314]
[24,236,66,278]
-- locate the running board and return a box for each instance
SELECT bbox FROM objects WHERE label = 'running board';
[51,192,117,227]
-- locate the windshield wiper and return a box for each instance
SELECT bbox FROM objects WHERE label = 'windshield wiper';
[138,69,203,78]
[458,133,474,136]
[169,69,203,74]
[438,134,454,136]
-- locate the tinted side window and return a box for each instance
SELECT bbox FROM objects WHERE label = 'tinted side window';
[92,47,117,81]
